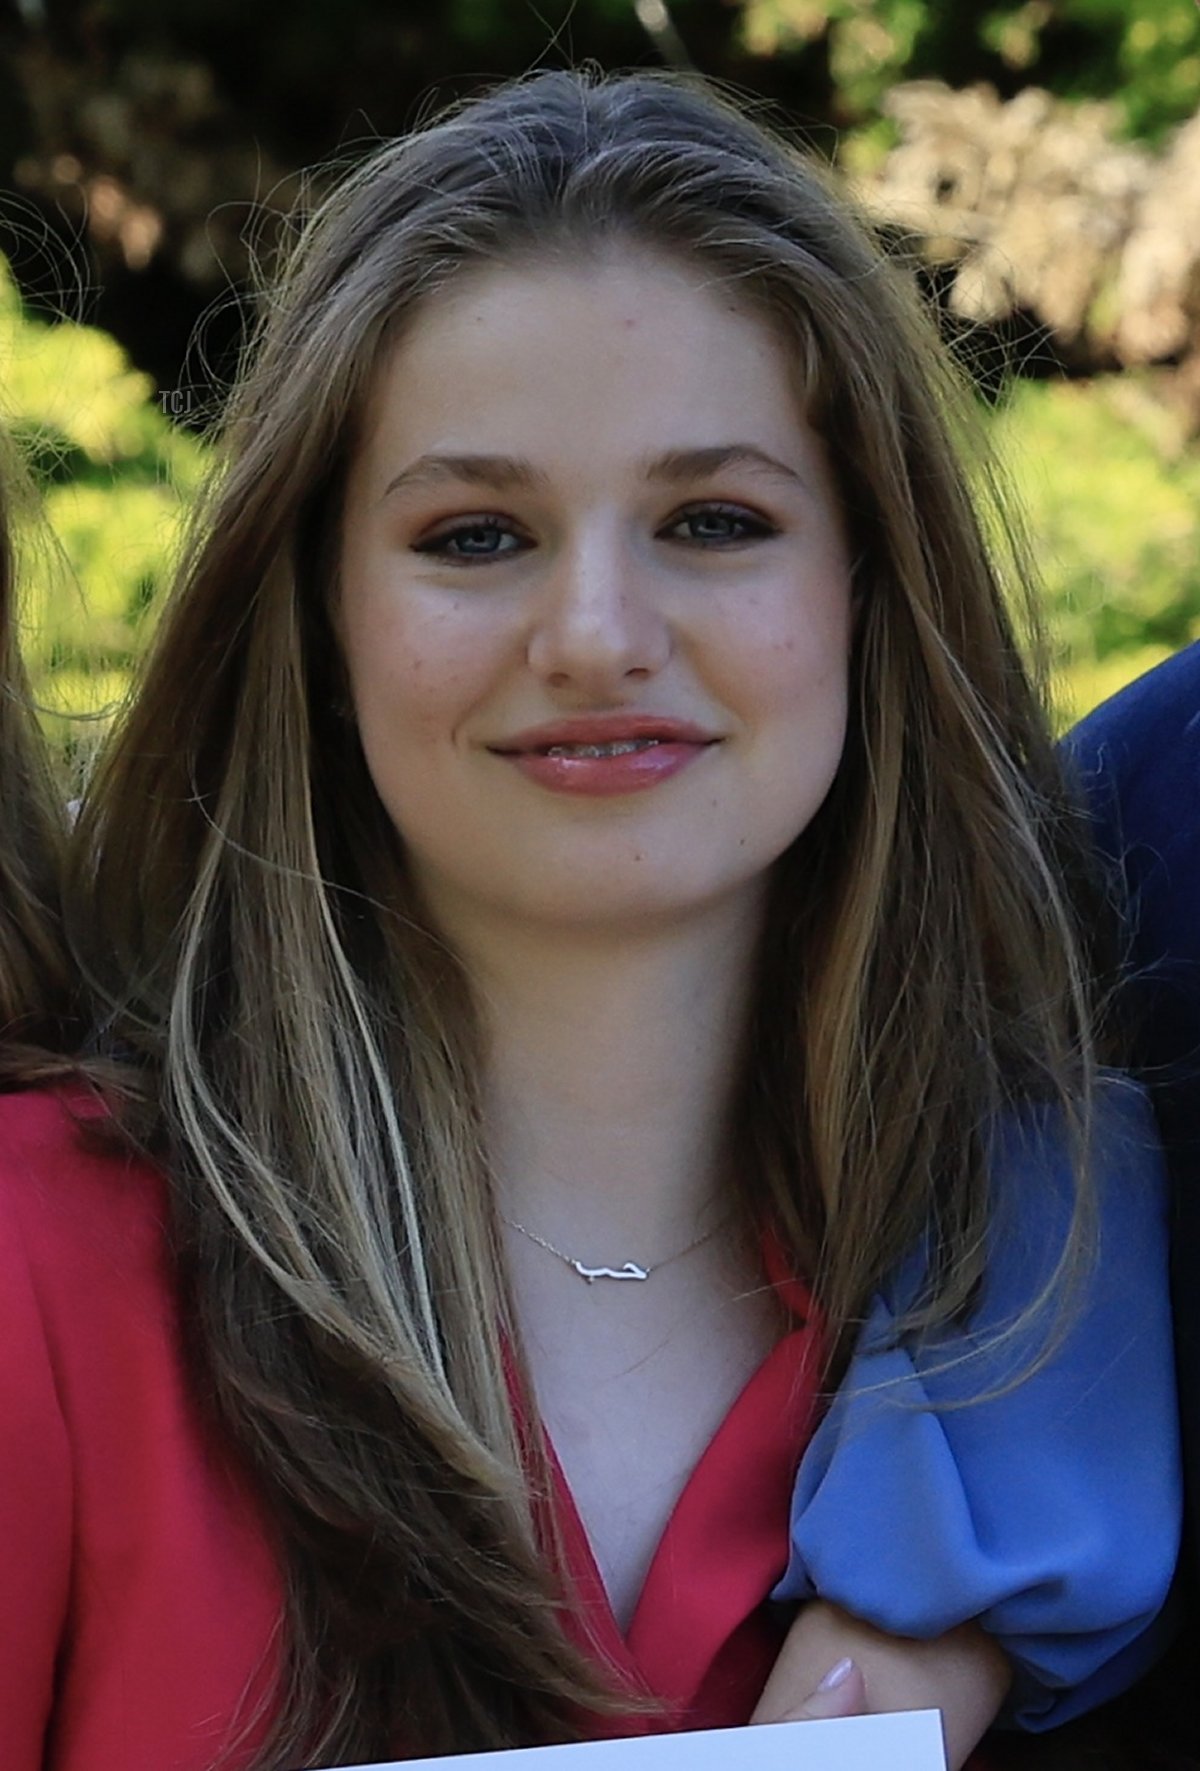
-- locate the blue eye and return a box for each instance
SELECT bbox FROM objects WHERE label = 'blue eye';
[414,518,526,563]
[663,504,776,545]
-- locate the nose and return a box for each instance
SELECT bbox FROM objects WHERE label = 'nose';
[525,528,671,694]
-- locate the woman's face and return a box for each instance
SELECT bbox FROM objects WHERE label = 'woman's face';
[337,248,853,938]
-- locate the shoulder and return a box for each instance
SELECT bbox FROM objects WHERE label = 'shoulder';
[0,1081,165,1207]
[1069,639,1200,780]
[887,1077,1168,1331]
[1066,642,1200,861]
[1066,648,1200,995]
[989,1074,1162,1208]
[983,1078,1168,1319]
[0,1085,174,1353]
[0,1089,287,1771]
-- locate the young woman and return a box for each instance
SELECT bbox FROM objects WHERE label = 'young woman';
[0,70,1178,1771]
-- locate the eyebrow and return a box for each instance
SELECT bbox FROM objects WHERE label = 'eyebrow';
[382,454,551,500]
[380,443,808,502]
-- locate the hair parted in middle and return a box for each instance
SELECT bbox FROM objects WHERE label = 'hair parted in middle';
[66,67,1107,1766]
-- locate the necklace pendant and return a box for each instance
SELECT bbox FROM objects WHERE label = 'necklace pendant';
[571,1259,650,1283]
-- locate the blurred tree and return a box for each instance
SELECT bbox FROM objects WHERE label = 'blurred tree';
[995,376,1200,723]
[847,82,1200,436]
[737,0,1200,138]
[0,251,205,761]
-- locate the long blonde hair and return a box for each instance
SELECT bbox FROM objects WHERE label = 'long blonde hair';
[68,69,1108,1765]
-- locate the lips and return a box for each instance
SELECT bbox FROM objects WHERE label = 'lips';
[491,715,719,756]
[488,717,720,798]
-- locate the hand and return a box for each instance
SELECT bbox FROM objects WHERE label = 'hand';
[752,1602,1009,1767]
[758,1656,869,1724]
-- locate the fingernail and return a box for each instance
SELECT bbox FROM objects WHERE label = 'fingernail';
[817,1657,856,1693]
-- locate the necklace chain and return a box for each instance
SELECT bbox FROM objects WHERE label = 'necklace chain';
[502,1215,723,1284]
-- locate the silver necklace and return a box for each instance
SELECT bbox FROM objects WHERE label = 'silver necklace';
[503,1215,723,1284]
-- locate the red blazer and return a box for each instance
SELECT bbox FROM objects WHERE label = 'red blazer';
[0,1088,825,1771]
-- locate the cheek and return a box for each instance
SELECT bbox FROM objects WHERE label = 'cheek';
[719,583,852,843]
[723,577,852,724]
[342,597,488,753]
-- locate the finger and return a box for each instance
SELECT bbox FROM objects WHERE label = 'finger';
[776,1656,868,1723]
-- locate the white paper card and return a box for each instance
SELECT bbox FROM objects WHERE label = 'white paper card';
[329,1710,947,1771]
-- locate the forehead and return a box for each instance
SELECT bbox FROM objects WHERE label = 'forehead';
[351,246,818,487]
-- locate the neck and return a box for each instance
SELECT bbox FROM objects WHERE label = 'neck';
[440,896,765,1253]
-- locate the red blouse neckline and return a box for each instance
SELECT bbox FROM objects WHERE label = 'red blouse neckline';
[528,1262,828,1734]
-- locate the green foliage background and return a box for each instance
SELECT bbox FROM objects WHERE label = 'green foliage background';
[734,0,1200,140]
[0,258,205,757]
[996,380,1200,722]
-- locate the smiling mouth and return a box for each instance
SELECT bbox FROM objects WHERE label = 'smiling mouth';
[494,735,719,759]
[540,737,668,758]
[489,731,717,796]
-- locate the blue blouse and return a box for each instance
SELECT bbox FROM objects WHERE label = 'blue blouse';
[775,1078,1180,1729]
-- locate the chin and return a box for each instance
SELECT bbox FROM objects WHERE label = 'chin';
[470,865,770,935]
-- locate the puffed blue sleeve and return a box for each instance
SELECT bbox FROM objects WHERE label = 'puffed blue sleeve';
[773,1078,1181,1730]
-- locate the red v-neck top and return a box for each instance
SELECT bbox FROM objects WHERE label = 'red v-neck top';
[0,1087,829,1769]
[541,1272,827,1735]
